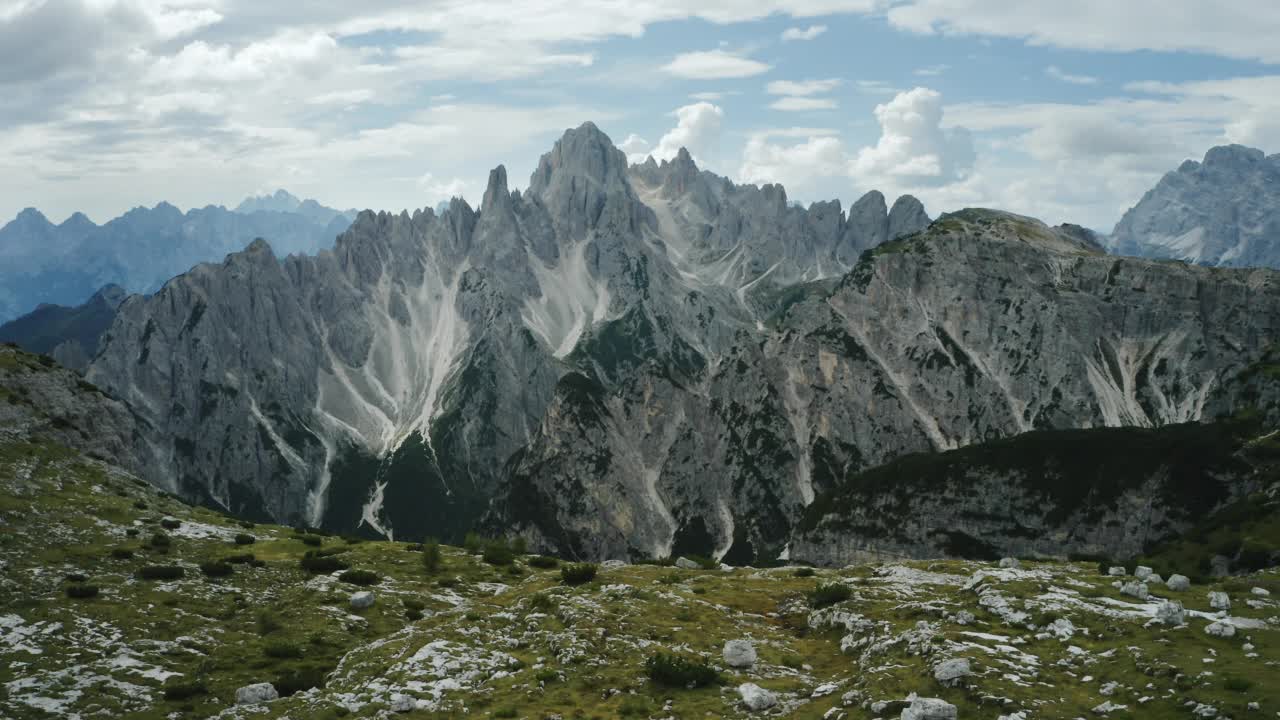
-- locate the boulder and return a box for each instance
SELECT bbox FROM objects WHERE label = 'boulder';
[738,683,778,711]
[901,696,958,720]
[234,683,279,705]
[675,557,701,570]
[1166,574,1191,591]
[953,611,975,626]
[1100,681,1119,696]
[933,658,971,687]
[1205,620,1236,638]
[1048,617,1075,640]
[1155,600,1185,625]
[723,639,758,668]
[1148,573,1164,585]
[1108,566,1127,576]
[812,682,838,698]
[1093,701,1127,714]
[1120,581,1149,600]
[1251,587,1270,597]
[1208,591,1230,611]
[1134,566,1153,580]
[350,591,375,610]
[998,557,1020,569]
[1193,703,1219,718]
[601,559,628,570]
[390,694,416,713]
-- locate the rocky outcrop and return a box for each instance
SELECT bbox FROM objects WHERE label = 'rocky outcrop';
[79,125,1280,564]
[1109,144,1280,268]
[0,284,127,371]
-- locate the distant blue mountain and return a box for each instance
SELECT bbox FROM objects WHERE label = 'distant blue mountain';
[0,192,355,323]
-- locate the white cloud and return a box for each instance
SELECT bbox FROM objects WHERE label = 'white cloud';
[766,78,842,96]
[1046,65,1098,85]
[852,87,975,187]
[856,79,899,95]
[690,91,734,101]
[770,97,838,111]
[781,24,827,41]
[739,132,849,197]
[638,102,724,166]
[914,64,949,76]
[886,0,1280,64]
[662,49,771,79]
[619,133,650,156]
[416,172,471,205]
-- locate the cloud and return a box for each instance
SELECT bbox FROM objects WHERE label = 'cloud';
[662,49,771,79]
[914,64,949,76]
[416,173,471,204]
[766,78,842,96]
[1046,65,1098,85]
[886,0,1280,64]
[781,24,827,41]
[770,97,838,111]
[855,79,899,95]
[852,87,975,187]
[618,133,650,156]
[739,132,849,197]
[636,102,724,165]
[690,91,734,101]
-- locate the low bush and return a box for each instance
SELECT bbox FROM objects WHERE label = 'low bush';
[1225,676,1255,693]
[199,561,234,578]
[645,652,721,688]
[162,679,207,701]
[273,666,328,696]
[463,532,483,553]
[160,518,181,530]
[65,584,99,599]
[658,572,682,585]
[65,572,88,582]
[148,532,171,549]
[338,569,380,586]
[809,582,852,608]
[511,536,528,555]
[263,641,303,659]
[405,543,424,552]
[793,567,816,578]
[110,548,135,560]
[341,534,364,545]
[238,520,256,529]
[137,565,185,581]
[494,707,518,718]
[224,553,255,564]
[527,555,559,569]
[300,553,349,574]
[234,533,256,545]
[529,593,556,612]
[1237,541,1274,571]
[423,542,443,573]
[403,598,426,612]
[534,668,559,684]
[133,500,147,510]
[125,528,140,537]
[297,534,322,547]
[561,563,598,585]
[482,540,514,566]
[256,611,282,635]
[436,577,460,588]
[405,609,424,622]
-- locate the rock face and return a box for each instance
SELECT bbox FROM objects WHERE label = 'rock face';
[723,639,757,668]
[1110,144,1280,269]
[235,682,279,705]
[0,284,127,372]
[79,125,1280,563]
[0,196,353,324]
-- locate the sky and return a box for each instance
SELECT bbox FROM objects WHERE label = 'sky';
[3,1,1280,232]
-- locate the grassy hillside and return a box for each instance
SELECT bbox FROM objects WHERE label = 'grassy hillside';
[2,434,1278,719]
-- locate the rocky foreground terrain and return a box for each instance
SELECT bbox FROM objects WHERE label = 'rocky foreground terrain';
[2,346,1278,719]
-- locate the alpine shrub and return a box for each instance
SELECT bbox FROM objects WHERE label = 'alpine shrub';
[234,533,256,545]
[645,652,721,688]
[300,553,349,574]
[65,584,100,599]
[527,555,559,569]
[338,569,380,586]
[482,540,514,566]
[199,561,234,578]
[560,563,598,585]
[137,565,185,581]
[809,582,852,608]
[423,542,443,573]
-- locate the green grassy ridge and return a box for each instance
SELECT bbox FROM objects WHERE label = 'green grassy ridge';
[3,435,1279,719]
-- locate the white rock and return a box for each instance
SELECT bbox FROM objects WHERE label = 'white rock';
[1093,701,1127,714]
[953,611,975,626]
[390,694,416,713]
[738,683,778,711]
[1166,574,1191,591]
[1049,617,1075,639]
[1204,620,1236,638]
[674,556,701,570]
[999,714,1028,720]
[933,658,971,688]
[601,560,628,570]
[1100,681,1120,696]
[1155,600,1185,625]
[234,683,279,705]
[1108,566,1127,576]
[1248,701,1260,710]
[1208,591,1230,611]
[901,696,958,720]
[1192,703,1218,718]
[1148,573,1163,584]
[1120,581,1149,600]
[812,682,839,698]
[1251,587,1270,597]
[1134,565,1153,580]
[998,557,1020,569]
[723,639,757,669]
[350,591,375,610]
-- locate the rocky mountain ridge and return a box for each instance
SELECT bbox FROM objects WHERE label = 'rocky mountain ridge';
[1109,144,1280,268]
[78,123,1280,565]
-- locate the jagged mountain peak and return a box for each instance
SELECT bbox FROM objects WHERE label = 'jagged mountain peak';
[235,188,303,214]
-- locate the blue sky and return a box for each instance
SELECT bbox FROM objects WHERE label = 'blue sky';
[3,1,1280,231]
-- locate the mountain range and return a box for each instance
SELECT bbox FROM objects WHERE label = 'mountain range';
[0,191,355,324]
[10,122,1262,567]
